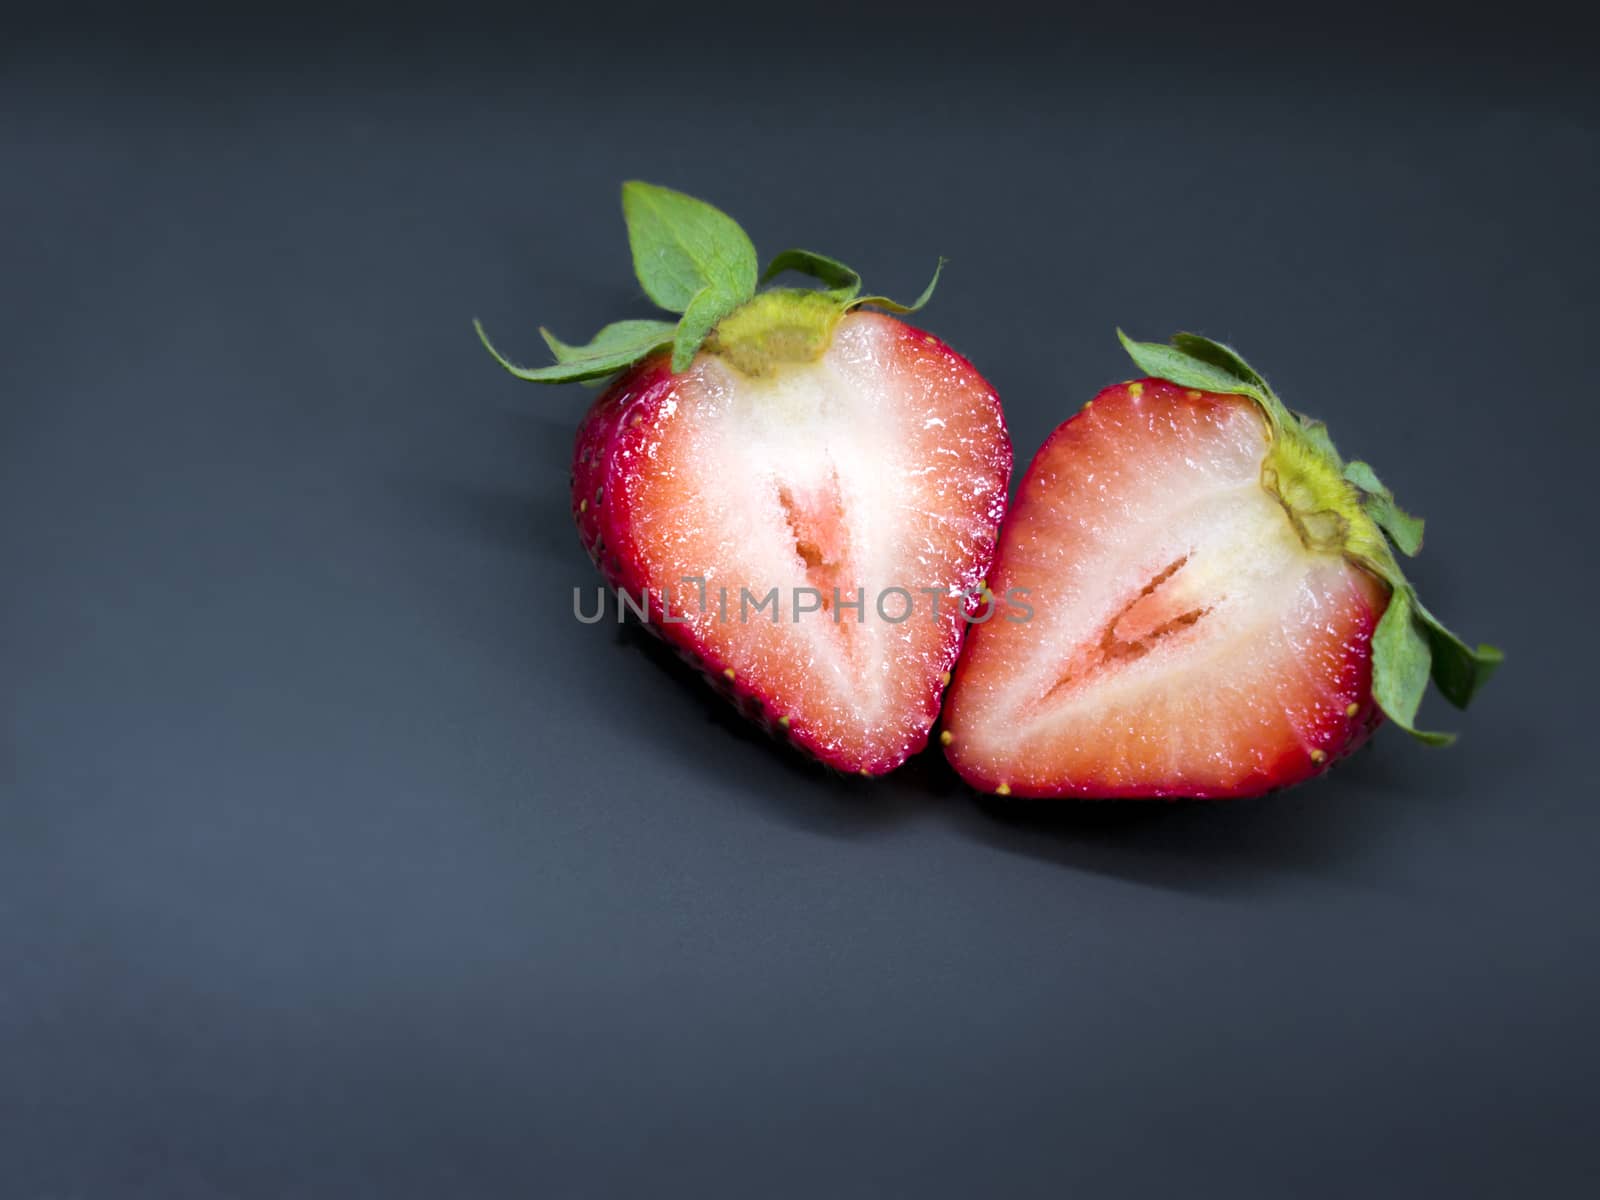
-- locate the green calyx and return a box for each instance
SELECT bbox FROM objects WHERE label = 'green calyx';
[1258,433,1372,556]
[474,182,945,383]
[703,289,845,377]
[1117,329,1503,745]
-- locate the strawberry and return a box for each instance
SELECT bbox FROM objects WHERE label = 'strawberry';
[942,332,1500,799]
[476,183,1011,775]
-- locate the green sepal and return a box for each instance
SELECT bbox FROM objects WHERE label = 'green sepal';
[475,318,674,383]
[762,249,862,303]
[1117,328,1501,745]
[1116,329,1274,406]
[852,258,945,315]
[1369,587,1499,742]
[1296,414,1341,461]
[1169,332,1271,395]
[1411,595,1504,708]
[1371,590,1457,745]
[672,285,745,373]
[1117,330,1318,441]
[540,319,677,365]
[478,182,952,386]
[1344,460,1425,556]
[620,181,758,315]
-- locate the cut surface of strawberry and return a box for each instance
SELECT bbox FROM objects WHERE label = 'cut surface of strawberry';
[944,334,1500,800]
[580,313,1007,772]
[478,184,1010,774]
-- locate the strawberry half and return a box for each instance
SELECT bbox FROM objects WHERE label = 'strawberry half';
[477,183,1011,775]
[943,332,1500,799]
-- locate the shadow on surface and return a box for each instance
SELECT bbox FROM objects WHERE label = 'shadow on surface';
[931,739,1415,895]
[598,617,1420,892]
[613,620,930,838]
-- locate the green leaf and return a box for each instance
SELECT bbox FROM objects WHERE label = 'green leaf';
[475,318,672,384]
[1341,459,1384,494]
[761,249,862,303]
[671,285,745,373]
[1116,329,1268,400]
[539,318,677,365]
[621,181,758,315]
[1169,332,1272,395]
[1367,496,1424,556]
[852,258,945,314]
[1371,589,1457,745]
[1344,460,1425,556]
[1410,596,1504,709]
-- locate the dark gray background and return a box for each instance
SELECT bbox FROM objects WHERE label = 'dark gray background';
[4,5,1596,1197]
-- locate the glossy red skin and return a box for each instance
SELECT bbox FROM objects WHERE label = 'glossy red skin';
[943,379,1388,800]
[572,320,1011,775]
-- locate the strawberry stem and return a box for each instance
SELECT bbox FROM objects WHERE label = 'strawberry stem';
[703,290,846,377]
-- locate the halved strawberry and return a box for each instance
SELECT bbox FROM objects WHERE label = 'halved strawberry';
[942,332,1499,799]
[478,183,1011,774]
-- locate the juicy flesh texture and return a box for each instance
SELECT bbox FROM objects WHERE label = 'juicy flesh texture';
[944,380,1387,798]
[576,312,1010,773]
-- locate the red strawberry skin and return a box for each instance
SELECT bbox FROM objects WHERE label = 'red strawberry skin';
[571,354,671,590]
[572,312,1011,775]
[943,379,1388,800]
